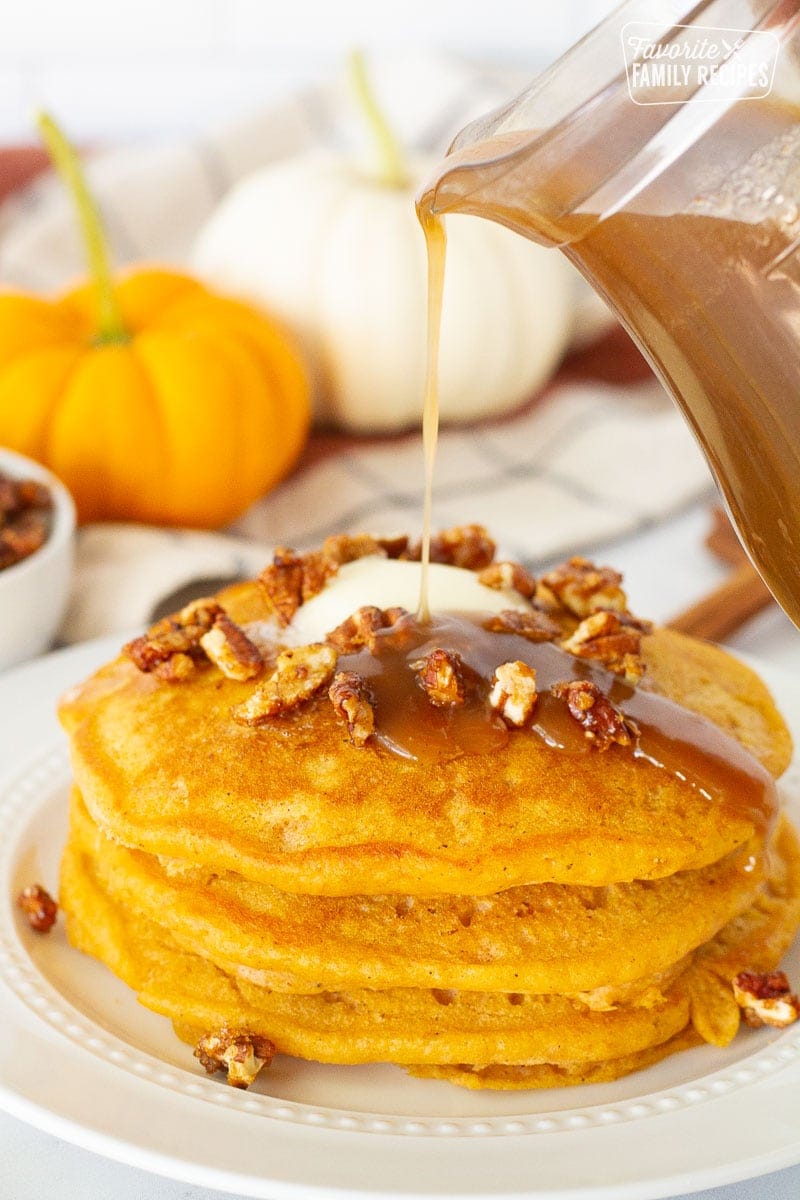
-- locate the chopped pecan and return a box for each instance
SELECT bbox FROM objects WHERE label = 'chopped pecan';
[478,561,537,599]
[194,1027,276,1089]
[378,607,418,650]
[173,597,224,633]
[329,671,376,746]
[0,472,53,569]
[489,661,538,727]
[124,598,222,680]
[383,606,411,626]
[327,606,413,654]
[154,652,195,682]
[552,679,639,751]
[733,970,800,1029]
[376,534,411,559]
[537,557,627,617]
[0,477,20,516]
[200,614,264,681]
[17,883,57,932]
[0,476,52,516]
[560,611,646,683]
[484,609,561,643]
[258,536,414,624]
[412,648,467,707]
[321,533,386,566]
[299,550,335,602]
[0,510,49,567]
[14,480,53,511]
[259,546,341,623]
[405,524,496,570]
[258,547,307,625]
[233,643,337,724]
[327,606,389,653]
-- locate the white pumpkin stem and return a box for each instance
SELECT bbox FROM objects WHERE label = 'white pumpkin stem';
[348,50,410,188]
[37,111,128,345]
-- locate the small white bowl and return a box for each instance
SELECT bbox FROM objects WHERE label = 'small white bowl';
[0,448,75,672]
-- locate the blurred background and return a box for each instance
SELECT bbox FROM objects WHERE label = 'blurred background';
[0,0,792,670]
[0,1,618,141]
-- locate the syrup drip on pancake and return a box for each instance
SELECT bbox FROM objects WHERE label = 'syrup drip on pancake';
[338,610,777,843]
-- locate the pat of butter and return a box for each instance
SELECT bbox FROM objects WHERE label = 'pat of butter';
[286,556,531,645]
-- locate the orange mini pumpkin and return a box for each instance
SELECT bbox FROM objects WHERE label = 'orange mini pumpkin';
[0,115,310,527]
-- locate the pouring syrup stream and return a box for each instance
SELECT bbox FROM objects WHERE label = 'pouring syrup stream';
[417,209,447,623]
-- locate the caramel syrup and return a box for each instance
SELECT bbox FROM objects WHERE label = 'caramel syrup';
[338,610,776,841]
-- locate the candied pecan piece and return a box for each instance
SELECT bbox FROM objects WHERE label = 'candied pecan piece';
[258,547,306,624]
[321,533,386,566]
[0,474,52,521]
[17,883,57,932]
[552,679,639,751]
[561,611,646,683]
[173,597,223,634]
[327,606,413,654]
[489,661,538,727]
[194,1027,276,1089]
[329,671,376,746]
[154,652,195,682]
[484,609,561,643]
[200,614,264,681]
[299,550,335,602]
[405,524,496,570]
[378,607,418,650]
[124,598,222,679]
[537,556,627,617]
[233,643,338,724]
[15,480,53,511]
[376,534,410,559]
[326,606,389,653]
[124,633,180,672]
[412,648,467,707]
[0,510,48,564]
[0,477,19,516]
[478,560,537,599]
[259,546,338,622]
[733,970,800,1029]
[383,606,410,626]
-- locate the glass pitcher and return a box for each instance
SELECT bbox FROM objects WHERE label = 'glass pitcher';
[419,0,800,625]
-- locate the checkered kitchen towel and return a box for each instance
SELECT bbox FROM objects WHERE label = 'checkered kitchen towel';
[0,53,713,643]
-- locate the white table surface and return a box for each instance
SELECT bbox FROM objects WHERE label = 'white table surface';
[2,495,800,1200]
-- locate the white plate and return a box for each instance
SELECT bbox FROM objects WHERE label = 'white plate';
[1,637,800,1200]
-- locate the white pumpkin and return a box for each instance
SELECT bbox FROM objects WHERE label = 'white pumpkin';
[192,151,577,433]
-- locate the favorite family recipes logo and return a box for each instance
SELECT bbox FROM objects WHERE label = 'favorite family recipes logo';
[622,22,779,105]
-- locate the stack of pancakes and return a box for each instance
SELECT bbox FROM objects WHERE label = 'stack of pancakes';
[58,559,800,1090]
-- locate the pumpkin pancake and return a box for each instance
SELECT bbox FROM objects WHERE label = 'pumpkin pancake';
[55,540,800,1089]
[67,788,773,996]
[417,814,800,1087]
[59,572,789,896]
[59,813,800,1079]
[407,1030,704,1090]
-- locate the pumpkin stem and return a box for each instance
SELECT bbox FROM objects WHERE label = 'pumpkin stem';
[36,111,128,345]
[348,50,410,189]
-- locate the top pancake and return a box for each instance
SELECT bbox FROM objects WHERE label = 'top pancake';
[59,573,791,895]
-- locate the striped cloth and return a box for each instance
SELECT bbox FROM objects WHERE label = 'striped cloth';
[0,54,713,643]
